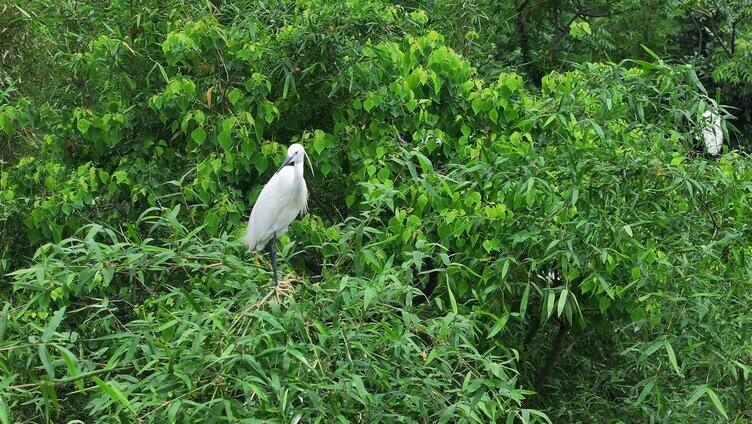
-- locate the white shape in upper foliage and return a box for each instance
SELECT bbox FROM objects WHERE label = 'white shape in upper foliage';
[701,109,723,155]
[244,144,309,251]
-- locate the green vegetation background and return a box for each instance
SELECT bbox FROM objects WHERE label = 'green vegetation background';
[1,0,751,422]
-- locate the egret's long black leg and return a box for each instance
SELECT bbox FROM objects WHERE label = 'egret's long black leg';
[268,232,278,284]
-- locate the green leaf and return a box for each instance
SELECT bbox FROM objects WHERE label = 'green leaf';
[92,376,132,412]
[686,385,706,407]
[282,73,294,100]
[218,129,233,151]
[557,289,568,317]
[704,386,728,418]
[351,374,369,402]
[40,383,59,410]
[640,44,661,61]
[191,127,206,144]
[636,378,655,404]
[489,108,499,123]
[592,121,605,140]
[546,290,556,318]
[168,400,182,424]
[487,314,509,339]
[194,110,206,126]
[227,88,243,105]
[0,395,9,424]
[313,133,327,154]
[363,287,374,310]
[38,344,55,379]
[415,153,433,173]
[482,239,496,253]
[438,404,457,424]
[570,186,579,206]
[569,19,592,37]
[501,259,510,280]
[363,98,375,112]
[77,118,91,134]
[519,284,530,321]
[664,340,682,376]
[639,339,665,362]
[623,225,633,237]
[0,303,9,341]
[180,288,201,313]
[55,345,84,390]
[287,348,316,372]
[447,281,458,315]
[471,97,483,114]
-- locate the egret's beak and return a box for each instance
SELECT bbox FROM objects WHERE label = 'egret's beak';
[276,155,293,173]
[305,151,314,177]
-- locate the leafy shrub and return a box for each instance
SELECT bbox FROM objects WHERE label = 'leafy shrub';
[1,1,751,423]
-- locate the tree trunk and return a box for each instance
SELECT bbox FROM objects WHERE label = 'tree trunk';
[515,0,541,86]
[532,320,569,394]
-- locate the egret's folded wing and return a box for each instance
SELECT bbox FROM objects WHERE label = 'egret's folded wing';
[244,171,295,250]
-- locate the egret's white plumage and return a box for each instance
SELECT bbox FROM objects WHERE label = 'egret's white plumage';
[701,109,723,156]
[244,144,309,252]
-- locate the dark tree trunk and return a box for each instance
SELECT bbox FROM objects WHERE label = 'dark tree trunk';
[515,0,541,86]
[532,320,569,394]
[523,315,541,346]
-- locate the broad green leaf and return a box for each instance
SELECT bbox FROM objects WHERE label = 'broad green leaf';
[77,118,91,134]
[218,129,233,151]
[363,98,375,112]
[191,127,206,144]
[227,88,243,105]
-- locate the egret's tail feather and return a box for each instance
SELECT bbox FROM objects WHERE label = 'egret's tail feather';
[243,228,263,251]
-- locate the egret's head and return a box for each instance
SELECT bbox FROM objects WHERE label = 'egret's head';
[277,143,314,175]
[287,143,306,163]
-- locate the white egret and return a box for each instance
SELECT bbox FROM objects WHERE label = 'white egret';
[700,109,723,156]
[244,143,312,284]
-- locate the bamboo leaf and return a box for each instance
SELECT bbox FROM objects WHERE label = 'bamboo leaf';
[557,289,568,317]
[0,395,10,424]
[42,307,66,342]
[664,340,682,376]
[704,386,728,419]
[92,376,132,412]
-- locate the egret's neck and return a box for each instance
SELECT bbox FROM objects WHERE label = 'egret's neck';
[294,160,304,181]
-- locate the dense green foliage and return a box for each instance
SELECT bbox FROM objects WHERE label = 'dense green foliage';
[1,0,751,422]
